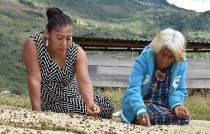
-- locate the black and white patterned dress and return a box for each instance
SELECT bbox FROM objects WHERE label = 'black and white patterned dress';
[30,32,114,118]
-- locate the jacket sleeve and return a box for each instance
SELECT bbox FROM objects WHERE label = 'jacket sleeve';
[169,60,188,110]
[126,54,148,117]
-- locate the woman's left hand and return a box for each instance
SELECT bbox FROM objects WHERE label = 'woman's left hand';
[174,105,190,118]
[86,103,100,116]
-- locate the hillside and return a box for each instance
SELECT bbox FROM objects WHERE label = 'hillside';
[0,0,210,95]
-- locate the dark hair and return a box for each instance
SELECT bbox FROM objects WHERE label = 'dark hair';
[46,7,73,33]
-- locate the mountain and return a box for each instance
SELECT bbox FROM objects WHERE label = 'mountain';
[0,0,210,95]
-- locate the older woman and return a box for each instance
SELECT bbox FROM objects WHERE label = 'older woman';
[22,7,114,118]
[120,28,190,126]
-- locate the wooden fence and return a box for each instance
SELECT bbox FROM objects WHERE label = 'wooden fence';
[87,55,210,89]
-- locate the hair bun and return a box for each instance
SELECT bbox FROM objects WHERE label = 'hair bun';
[46,7,63,21]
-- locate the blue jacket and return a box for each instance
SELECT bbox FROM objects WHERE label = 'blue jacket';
[120,45,188,123]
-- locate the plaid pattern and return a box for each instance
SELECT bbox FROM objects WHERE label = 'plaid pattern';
[132,103,190,125]
[144,65,171,107]
[148,103,189,125]
[132,65,189,125]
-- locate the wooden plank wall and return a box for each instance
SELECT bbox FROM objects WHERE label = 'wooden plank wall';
[87,55,210,89]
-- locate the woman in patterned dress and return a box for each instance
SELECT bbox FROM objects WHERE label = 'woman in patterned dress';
[120,28,190,126]
[22,7,114,118]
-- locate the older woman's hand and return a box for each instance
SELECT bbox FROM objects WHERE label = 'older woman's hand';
[137,114,151,127]
[174,105,190,118]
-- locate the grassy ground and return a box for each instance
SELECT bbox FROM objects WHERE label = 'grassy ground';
[0,88,210,121]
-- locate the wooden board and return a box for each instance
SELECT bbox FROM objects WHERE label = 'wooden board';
[87,55,210,89]
[186,79,210,89]
[87,55,135,67]
[187,58,210,69]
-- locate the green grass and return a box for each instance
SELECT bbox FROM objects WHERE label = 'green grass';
[185,96,210,120]
[94,87,125,112]
[0,94,31,109]
[1,88,210,121]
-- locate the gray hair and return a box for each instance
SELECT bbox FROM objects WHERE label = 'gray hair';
[151,28,186,62]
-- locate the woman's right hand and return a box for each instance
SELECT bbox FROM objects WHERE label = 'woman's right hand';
[137,113,151,127]
[86,103,100,116]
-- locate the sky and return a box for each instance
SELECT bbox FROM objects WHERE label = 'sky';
[167,0,210,12]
